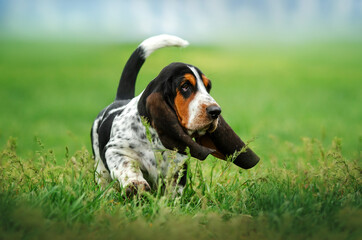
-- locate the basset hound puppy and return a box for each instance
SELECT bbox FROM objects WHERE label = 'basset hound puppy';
[91,34,259,195]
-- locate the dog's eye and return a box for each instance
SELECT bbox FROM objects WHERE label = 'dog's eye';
[181,83,190,92]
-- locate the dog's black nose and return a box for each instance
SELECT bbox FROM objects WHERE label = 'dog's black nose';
[206,105,221,119]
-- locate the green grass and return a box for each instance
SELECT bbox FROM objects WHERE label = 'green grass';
[0,137,361,239]
[0,39,361,239]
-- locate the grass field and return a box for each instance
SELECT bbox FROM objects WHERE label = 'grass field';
[0,39,361,239]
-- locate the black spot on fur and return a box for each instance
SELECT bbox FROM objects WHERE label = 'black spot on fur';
[131,123,139,133]
[150,158,156,166]
[107,144,116,149]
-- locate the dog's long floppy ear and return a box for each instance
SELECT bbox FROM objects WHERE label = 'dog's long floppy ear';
[139,91,214,160]
[196,116,260,169]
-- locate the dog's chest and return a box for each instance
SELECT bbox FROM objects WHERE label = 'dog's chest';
[107,96,186,183]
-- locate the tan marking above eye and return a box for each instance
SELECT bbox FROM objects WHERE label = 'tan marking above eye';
[202,75,210,88]
[184,73,196,87]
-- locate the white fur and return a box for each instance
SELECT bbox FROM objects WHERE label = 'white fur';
[186,66,219,131]
[140,34,189,58]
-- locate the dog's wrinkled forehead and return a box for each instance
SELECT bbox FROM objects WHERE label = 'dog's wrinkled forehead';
[160,62,210,90]
[187,65,211,92]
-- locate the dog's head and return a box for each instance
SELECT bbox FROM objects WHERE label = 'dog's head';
[138,62,259,169]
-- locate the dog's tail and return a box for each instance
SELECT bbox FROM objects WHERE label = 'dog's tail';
[115,34,189,100]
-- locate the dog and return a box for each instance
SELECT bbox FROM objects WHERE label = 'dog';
[91,34,259,195]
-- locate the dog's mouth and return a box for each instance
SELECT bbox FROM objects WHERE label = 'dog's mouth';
[187,119,218,138]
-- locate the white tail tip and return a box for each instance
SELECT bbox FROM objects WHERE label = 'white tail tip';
[139,34,189,58]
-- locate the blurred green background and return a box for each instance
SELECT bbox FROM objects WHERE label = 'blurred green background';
[0,0,361,163]
[0,40,361,164]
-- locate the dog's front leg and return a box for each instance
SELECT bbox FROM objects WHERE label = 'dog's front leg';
[105,148,150,196]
